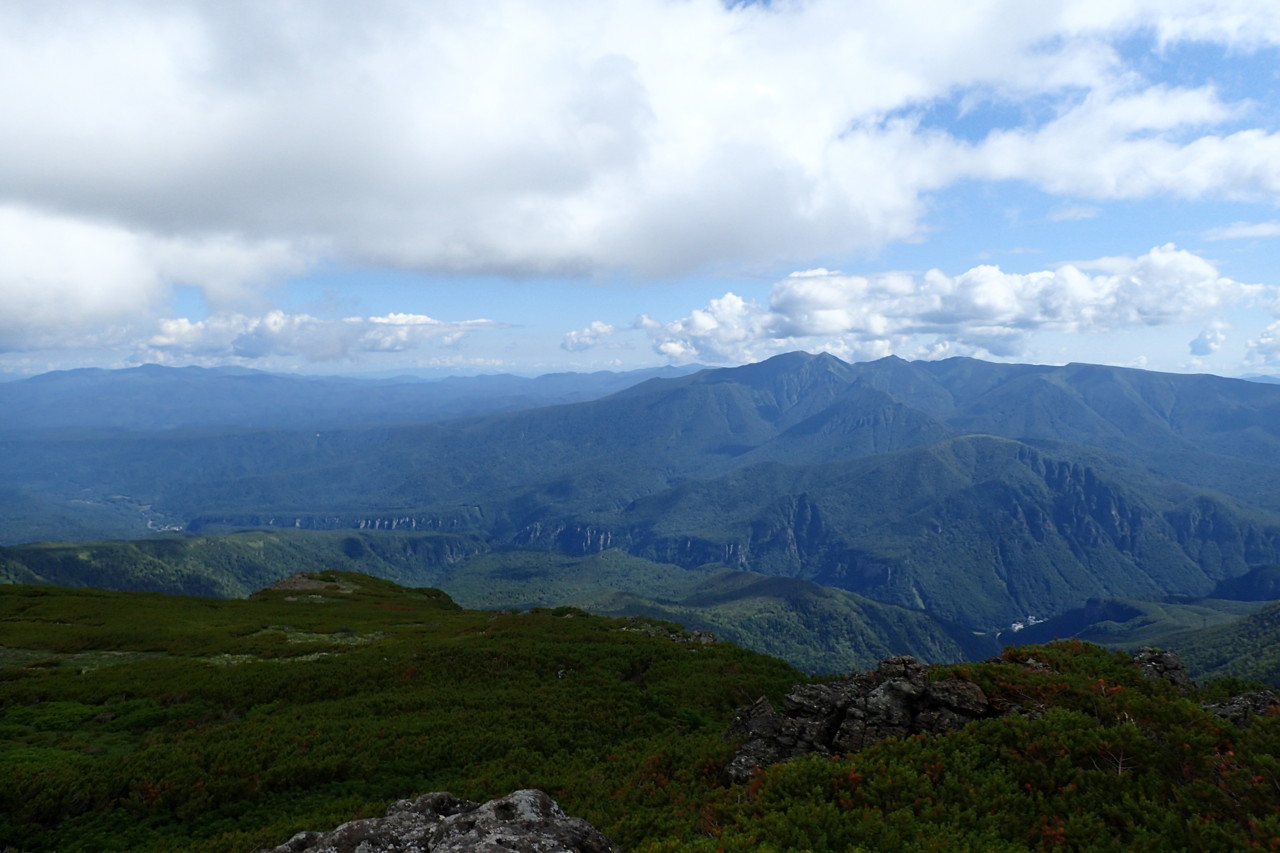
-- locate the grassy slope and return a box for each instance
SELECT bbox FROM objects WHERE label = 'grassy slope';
[0,533,988,673]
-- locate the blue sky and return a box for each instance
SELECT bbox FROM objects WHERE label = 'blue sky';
[2,1,1279,377]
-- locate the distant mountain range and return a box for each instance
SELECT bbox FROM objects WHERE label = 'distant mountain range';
[3,352,1280,654]
[0,362,704,431]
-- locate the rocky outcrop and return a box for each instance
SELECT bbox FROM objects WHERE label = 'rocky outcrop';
[262,789,619,853]
[723,655,993,783]
[724,647,1276,785]
[1202,690,1280,728]
[1131,647,1194,691]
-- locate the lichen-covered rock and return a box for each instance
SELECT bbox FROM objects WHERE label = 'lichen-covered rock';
[723,655,993,783]
[261,789,620,853]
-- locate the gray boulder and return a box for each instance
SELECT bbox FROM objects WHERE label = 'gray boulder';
[262,789,620,853]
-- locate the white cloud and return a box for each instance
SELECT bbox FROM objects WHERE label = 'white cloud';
[147,311,502,363]
[1150,0,1280,47]
[1189,319,1229,355]
[966,87,1280,201]
[636,292,780,363]
[1204,220,1280,240]
[0,205,166,351]
[561,321,615,352]
[0,204,306,352]
[1246,322,1280,366]
[640,245,1267,363]
[3,1,1280,369]
[1,1,1278,287]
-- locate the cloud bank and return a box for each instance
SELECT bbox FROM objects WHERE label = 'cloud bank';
[630,245,1267,363]
[145,312,502,363]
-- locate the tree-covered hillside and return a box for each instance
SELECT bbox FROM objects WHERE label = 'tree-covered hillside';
[1178,601,1280,686]
[0,531,992,672]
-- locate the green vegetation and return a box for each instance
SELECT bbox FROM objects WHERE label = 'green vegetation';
[1014,596,1271,649]
[2,576,1277,852]
[12,529,1280,679]
[440,549,996,671]
[1178,602,1280,686]
[1,533,990,672]
[671,642,1280,852]
[1012,597,1280,686]
[0,574,801,852]
[0,529,485,598]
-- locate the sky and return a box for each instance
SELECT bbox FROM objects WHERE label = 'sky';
[2,0,1280,379]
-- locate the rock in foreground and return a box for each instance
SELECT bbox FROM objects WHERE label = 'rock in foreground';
[263,789,620,853]
[723,655,993,783]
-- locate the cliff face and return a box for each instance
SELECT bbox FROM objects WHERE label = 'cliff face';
[490,438,1280,630]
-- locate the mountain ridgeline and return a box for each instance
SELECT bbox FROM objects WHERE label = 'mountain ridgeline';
[4,352,1280,641]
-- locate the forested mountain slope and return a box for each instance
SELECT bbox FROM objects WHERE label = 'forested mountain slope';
[5,352,1280,637]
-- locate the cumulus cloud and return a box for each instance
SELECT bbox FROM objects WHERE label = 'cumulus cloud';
[1246,322,1280,366]
[561,321,615,352]
[1190,320,1229,355]
[147,311,502,363]
[635,293,778,362]
[965,86,1280,201]
[640,245,1267,363]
